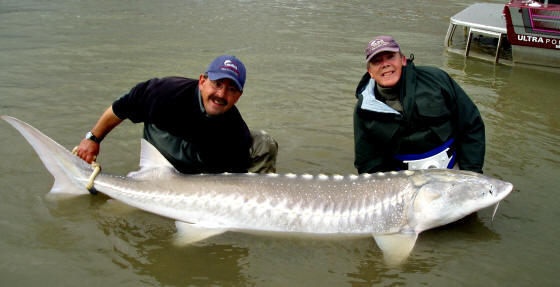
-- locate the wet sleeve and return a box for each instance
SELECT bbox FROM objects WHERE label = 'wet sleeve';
[446,75,486,173]
[353,104,385,174]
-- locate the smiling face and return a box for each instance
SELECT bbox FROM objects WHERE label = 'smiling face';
[199,74,242,116]
[367,51,407,88]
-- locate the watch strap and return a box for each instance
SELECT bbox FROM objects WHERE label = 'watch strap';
[85,131,102,144]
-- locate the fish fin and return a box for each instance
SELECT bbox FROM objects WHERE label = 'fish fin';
[126,139,179,178]
[373,232,418,266]
[2,116,90,195]
[174,221,227,245]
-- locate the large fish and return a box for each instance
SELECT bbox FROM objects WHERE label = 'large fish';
[2,115,512,265]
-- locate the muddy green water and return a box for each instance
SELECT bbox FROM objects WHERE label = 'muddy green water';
[1,0,558,286]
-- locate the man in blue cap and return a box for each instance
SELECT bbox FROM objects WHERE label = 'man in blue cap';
[75,55,277,174]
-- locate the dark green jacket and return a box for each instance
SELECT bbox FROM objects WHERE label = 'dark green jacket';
[353,59,485,173]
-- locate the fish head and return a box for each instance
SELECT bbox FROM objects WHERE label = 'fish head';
[408,169,513,232]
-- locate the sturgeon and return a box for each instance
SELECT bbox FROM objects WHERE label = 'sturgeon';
[2,115,513,265]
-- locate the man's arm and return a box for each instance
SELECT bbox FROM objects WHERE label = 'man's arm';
[447,76,486,173]
[353,108,386,174]
[75,106,123,163]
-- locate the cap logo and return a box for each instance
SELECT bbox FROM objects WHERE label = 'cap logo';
[370,39,389,50]
[220,60,240,75]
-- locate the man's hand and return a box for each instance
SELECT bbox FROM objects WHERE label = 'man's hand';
[75,138,100,164]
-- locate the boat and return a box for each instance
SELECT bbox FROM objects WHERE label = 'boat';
[445,1,560,67]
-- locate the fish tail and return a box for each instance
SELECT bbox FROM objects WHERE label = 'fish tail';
[2,115,91,195]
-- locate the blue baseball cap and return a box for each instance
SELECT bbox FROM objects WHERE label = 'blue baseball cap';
[205,55,246,91]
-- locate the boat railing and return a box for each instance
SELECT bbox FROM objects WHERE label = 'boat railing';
[445,3,508,63]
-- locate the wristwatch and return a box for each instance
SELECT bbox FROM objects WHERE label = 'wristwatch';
[85,131,102,144]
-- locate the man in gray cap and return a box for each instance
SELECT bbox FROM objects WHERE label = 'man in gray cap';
[75,55,277,174]
[353,36,485,174]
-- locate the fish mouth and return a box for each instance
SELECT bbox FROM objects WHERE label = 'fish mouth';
[496,181,514,200]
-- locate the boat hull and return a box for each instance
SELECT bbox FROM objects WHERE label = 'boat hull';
[504,0,560,67]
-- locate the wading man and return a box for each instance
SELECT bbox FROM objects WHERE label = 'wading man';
[75,55,277,174]
[353,36,485,173]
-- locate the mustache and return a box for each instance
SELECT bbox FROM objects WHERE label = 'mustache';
[209,95,228,106]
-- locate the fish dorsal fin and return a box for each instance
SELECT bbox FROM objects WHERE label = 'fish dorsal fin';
[373,232,418,266]
[139,138,175,169]
[126,139,178,179]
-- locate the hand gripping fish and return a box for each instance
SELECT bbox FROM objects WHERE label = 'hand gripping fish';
[2,116,513,265]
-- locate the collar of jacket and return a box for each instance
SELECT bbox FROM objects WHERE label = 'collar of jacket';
[360,78,401,115]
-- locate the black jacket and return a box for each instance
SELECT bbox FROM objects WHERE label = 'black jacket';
[112,76,251,174]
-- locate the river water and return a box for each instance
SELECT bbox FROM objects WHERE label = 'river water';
[1,0,558,286]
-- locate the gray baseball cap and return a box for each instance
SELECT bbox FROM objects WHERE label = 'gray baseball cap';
[365,36,401,63]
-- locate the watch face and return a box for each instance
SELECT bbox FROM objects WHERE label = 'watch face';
[86,132,100,143]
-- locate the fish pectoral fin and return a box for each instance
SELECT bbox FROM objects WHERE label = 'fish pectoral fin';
[373,232,418,266]
[174,221,227,245]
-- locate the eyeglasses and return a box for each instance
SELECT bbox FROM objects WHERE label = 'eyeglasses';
[208,79,241,94]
